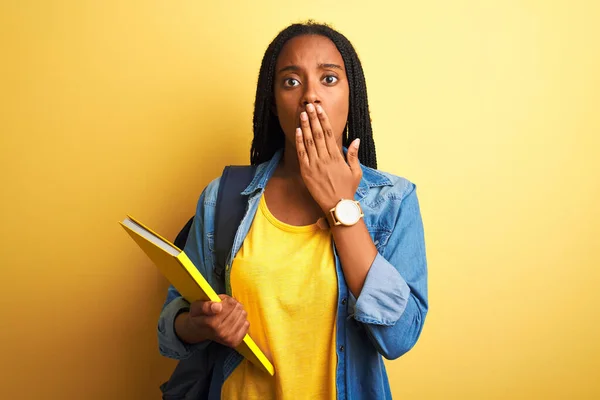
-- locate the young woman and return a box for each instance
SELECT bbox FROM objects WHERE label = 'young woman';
[158,22,428,399]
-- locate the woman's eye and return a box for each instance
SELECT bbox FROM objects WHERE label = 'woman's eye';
[323,75,338,85]
[284,78,300,87]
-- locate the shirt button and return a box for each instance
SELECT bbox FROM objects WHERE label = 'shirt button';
[339,345,345,352]
[341,298,347,305]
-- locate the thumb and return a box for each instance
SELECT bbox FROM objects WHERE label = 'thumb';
[207,301,223,315]
[190,300,222,317]
[347,138,361,173]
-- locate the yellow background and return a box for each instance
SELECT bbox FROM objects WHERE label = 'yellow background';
[1,1,599,399]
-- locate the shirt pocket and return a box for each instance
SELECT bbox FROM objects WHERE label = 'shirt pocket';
[205,231,216,269]
[205,231,228,293]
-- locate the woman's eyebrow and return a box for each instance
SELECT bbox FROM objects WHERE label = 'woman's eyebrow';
[277,63,344,75]
[319,63,343,71]
[277,65,300,74]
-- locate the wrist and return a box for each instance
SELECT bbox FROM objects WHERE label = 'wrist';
[174,310,191,343]
[175,310,209,345]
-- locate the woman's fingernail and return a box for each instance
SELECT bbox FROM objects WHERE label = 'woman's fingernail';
[316,105,323,114]
[354,139,360,148]
[296,127,302,136]
[306,103,315,112]
[301,112,308,121]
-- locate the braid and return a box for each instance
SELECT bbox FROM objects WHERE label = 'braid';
[251,21,377,169]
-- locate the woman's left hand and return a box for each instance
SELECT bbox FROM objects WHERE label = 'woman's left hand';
[296,103,363,213]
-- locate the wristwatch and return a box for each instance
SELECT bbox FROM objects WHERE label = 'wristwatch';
[327,199,364,227]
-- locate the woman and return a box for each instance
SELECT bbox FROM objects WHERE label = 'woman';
[158,21,428,399]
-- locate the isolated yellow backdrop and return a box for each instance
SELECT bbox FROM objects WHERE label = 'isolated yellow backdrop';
[1,1,599,399]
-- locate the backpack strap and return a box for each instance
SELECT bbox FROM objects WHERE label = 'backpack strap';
[173,165,257,283]
[174,216,194,250]
[214,165,257,280]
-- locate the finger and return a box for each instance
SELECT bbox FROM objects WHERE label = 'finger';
[300,111,318,161]
[218,300,250,347]
[221,300,246,327]
[225,319,249,348]
[295,128,310,167]
[235,320,250,345]
[306,103,327,157]
[230,305,249,333]
[221,302,247,341]
[315,104,338,157]
[347,138,362,179]
[231,309,250,345]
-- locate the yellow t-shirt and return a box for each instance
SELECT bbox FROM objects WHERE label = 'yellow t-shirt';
[221,194,338,400]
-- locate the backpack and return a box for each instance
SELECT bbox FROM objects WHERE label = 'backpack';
[160,165,257,400]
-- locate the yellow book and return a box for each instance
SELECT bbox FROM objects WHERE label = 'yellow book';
[119,215,275,376]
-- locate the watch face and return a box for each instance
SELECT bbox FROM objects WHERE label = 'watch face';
[335,200,361,226]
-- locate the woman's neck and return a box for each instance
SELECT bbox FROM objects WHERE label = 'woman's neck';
[278,145,303,179]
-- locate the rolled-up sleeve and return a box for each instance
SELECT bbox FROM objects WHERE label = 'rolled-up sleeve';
[350,253,411,325]
[158,295,194,359]
[349,183,428,360]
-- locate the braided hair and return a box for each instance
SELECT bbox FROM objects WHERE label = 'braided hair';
[250,21,377,169]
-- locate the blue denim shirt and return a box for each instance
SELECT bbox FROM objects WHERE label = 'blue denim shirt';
[158,149,428,399]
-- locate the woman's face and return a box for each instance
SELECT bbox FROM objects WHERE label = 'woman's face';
[273,34,350,149]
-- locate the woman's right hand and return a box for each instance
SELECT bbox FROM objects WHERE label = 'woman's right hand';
[175,294,250,348]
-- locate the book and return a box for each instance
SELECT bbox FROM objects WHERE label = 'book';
[119,215,275,376]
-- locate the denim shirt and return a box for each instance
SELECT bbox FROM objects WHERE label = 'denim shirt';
[157,149,428,400]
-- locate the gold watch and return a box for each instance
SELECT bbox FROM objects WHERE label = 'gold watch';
[326,199,364,227]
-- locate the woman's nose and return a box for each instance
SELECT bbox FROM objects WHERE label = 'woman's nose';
[301,81,321,106]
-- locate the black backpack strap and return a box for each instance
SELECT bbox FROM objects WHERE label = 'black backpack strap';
[174,216,194,250]
[214,165,257,280]
[172,165,256,283]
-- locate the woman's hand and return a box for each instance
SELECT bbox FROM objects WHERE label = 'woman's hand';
[296,103,363,213]
[175,294,250,348]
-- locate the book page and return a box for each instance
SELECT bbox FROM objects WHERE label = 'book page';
[121,218,180,257]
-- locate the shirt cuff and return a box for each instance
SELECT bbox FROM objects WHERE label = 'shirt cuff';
[157,296,209,359]
[349,253,411,326]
